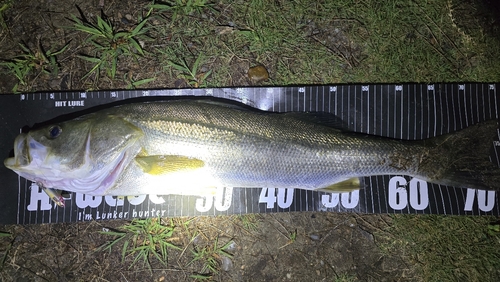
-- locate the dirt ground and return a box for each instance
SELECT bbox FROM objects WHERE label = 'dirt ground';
[1,213,412,282]
[0,0,498,281]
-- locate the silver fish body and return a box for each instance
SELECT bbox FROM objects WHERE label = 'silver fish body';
[4,99,500,196]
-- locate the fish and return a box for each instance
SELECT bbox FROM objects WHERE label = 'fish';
[4,99,500,204]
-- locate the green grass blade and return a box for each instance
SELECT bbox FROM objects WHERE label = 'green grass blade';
[131,18,149,36]
[132,77,155,87]
[129,38,144,55]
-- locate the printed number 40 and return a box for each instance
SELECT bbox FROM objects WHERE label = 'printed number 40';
[259,188,294,209]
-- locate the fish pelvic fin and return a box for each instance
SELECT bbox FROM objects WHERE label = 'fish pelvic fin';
[316,177,361,193]
[134,155,205,175]
[417,119,500,190]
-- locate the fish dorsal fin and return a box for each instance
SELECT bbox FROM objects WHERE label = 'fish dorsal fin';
[316,177,361,193]
[134,155,205,175]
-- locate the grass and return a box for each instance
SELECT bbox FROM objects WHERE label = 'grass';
[69,6,152,82]
[334,273,358,282]
[0,42,68,92]
[232,214,260,232]
[168,53,212,87]
[378,215,500,281]
[188,235,234,279]
[0,231,12,272]
[0,1,11,31]
[98,218,180,271]
[149,0,215,22]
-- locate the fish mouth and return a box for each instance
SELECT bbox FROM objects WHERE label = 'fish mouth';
[4,133,31,169]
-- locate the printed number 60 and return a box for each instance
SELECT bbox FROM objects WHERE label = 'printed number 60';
[388,176,429,210]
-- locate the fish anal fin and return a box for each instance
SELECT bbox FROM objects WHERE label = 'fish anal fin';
[316,177,361,193]
[134,155,205,175]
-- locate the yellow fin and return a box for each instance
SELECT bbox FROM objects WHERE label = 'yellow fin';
[135,155,205,175]
[316,177,361,193]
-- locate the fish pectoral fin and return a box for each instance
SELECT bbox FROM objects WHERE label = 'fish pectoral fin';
[316,177,361,193]
[134,155,205,175]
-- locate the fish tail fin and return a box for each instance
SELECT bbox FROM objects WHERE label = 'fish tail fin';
[418,119,500,190]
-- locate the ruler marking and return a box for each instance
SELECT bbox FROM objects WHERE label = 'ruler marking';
[438,185,447,215]
[400,87,404,139]
[347,87,352,129]
[356,85,360,132]
[464,84,470,125]
[394,88,397,138]
[451,86,457,131]
[334,87,338,116]
[311,87,318,112]
[458,187,466,215]
[444,86,450,133]
[359,86,370,133]
[495,84,498,118]
[450,185,459,215]
[428,180,438,215]
[381,176,388,213]
[426,84,430,139]
[475,84,480,122]
[458,86,463,129]
[488,85,493,119]
[445,185,454,215]
[305,189,309,212]
[407,85,411,139]
[432,86,437,137]
[413,85,417,139]
[373,85,377,135]
[382,86,385,137]
[328,86,331,113]
[420,86,425,138]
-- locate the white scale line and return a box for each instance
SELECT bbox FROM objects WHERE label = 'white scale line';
[394,89,397,138]
[373,85,377,135]
[426,84,430,139]
[359,86,370,132]
[414,85,417,139]
[451,86,457,131]
[459,187,467,215]
[432,86,437,137]
[475,84,480,122]
[347,86,350,127]
[420,87,424,138]
[487,85,492,119]
[480,84,484,121]
[407,85,411,139]
[400,87,403,139]
[444,87,450,133]
[457,87,463,129]
[328,87,331,114]
[495,84,498,118]
[322,86,326,112]
[464,85,469,126]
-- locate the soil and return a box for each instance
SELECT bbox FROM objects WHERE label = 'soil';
[1,213,411,282]
[0,0,482,281]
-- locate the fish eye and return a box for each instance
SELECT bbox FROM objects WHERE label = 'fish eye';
[48,125,62,139]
